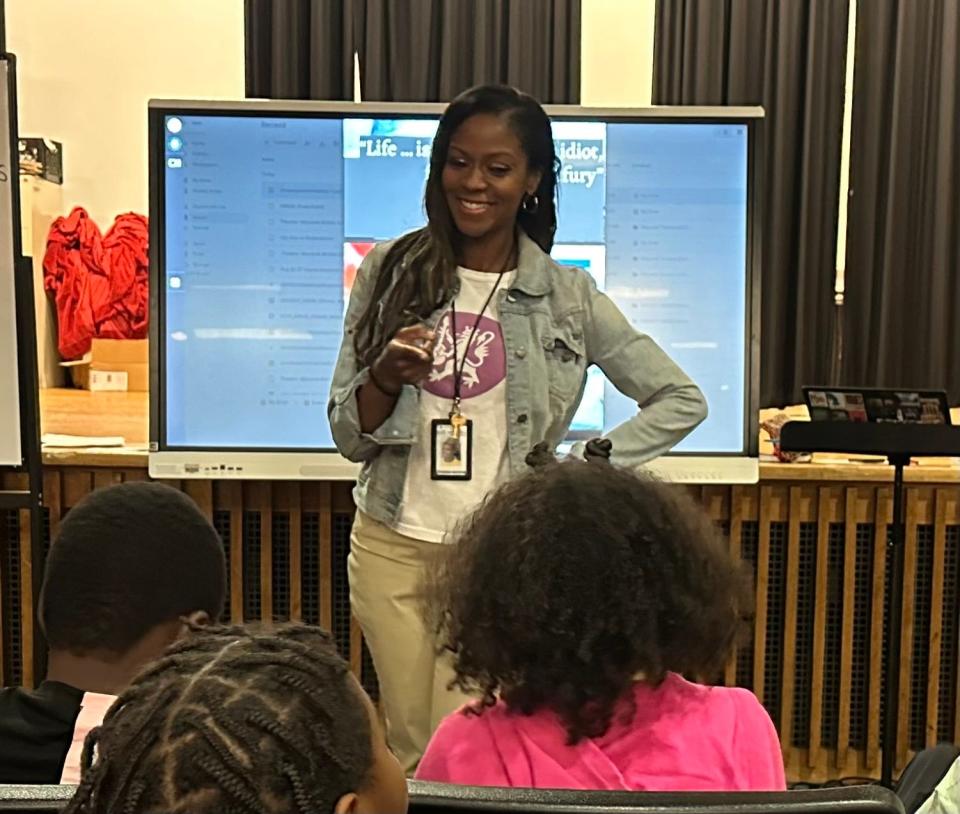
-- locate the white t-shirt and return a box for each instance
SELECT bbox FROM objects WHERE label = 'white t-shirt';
[395,267,517,543]
[917,754,960,814]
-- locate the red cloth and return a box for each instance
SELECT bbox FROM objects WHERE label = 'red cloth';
[43,207,149,360]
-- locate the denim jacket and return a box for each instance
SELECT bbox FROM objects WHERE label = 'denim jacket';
[328,231,708,527]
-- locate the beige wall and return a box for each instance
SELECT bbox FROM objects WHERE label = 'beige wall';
[7,0,652,227]
[580,0,656,107]
[7,0,245,228]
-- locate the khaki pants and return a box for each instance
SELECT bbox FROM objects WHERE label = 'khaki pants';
[348,510,472,773]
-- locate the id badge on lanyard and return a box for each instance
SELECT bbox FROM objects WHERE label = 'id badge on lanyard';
[429,269,505,481]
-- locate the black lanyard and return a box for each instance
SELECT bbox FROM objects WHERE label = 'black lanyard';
[449,270,506,407]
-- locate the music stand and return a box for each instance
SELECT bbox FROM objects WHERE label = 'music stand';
[780,418,960,789]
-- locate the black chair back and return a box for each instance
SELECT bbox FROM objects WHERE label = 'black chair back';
[0,780,907,814]
[0,785,75,813]
[407,781,905,814]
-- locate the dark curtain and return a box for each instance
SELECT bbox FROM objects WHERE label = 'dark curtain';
[841,0,960,402]
[654,0,849,407]
[245,0,356,99]
[355,0,580,103]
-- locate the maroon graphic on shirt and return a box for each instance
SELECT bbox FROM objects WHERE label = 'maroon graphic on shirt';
[423,312,506,400]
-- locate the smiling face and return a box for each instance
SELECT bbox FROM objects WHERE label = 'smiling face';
[441,113,542,250]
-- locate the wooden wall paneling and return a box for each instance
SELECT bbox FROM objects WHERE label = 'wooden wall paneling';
[725,486,746,686]
[120,468,149,482]
[311,482,334,632]
[895,488,925,772]
[301,482,323,628]
[837,486,874,770]
[753,487,774,705]
[897,485,914,774]
[329,482,361,677]
[42,469,61,543]
[214,481,244,623]
[867,487,892,772]
[331,482,355,515]
[925,488,948,748]
[183,480,214,519]
[62,470,93,510]
[701,485,730,525]
[780,485,814,765]
[946,490,960,747]
[244,482,273,625]
[275,482,302,622]
[17,501,34,687]
[12,460,960,784]
[740,486,760,523]
[808,486,843,771]
[754,485,788,708]
[92,470,122,490]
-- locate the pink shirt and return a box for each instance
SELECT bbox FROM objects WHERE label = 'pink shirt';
[60,692,116,784]
[416,674,785,791]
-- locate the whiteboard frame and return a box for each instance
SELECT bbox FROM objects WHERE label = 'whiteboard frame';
[0,52,43,506]
[0,51,46,684]
[148,100,763,484]
[0,56,22,467]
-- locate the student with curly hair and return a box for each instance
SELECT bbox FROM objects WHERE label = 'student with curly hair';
[416,461,785,791]
[64,624,408,814]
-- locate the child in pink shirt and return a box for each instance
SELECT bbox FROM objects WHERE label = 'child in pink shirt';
[416,460,785,791]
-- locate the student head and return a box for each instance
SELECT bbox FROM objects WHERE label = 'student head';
[428,460,751,744]
[39,481,226,693]
[353,84,559,367]
[64,625,408,814]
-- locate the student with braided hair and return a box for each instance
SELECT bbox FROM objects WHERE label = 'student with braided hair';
[64,623,408,814]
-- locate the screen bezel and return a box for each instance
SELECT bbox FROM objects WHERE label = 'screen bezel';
[148,100,763,461]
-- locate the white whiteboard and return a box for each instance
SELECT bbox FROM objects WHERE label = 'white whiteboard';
[0,58,23,466]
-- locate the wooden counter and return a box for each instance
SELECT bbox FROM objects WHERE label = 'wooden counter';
[1,388,957,783]
[33,388,960,481]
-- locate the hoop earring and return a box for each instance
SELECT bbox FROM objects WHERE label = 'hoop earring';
[521,194,539,214]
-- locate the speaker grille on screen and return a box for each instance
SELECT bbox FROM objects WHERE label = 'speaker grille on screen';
[849,523,875,749]
[909,525,935,749]
[736,520,759,690]
[821,523,845,746]
[301,512,321,626]
[242,511,262,623]
[938,526,960,742]
[762,521,788,724]
[791,521,818,747]
[272,513,291,623]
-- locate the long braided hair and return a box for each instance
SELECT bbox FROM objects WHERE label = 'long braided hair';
[353,84,560,368]
[63,624,373,814]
